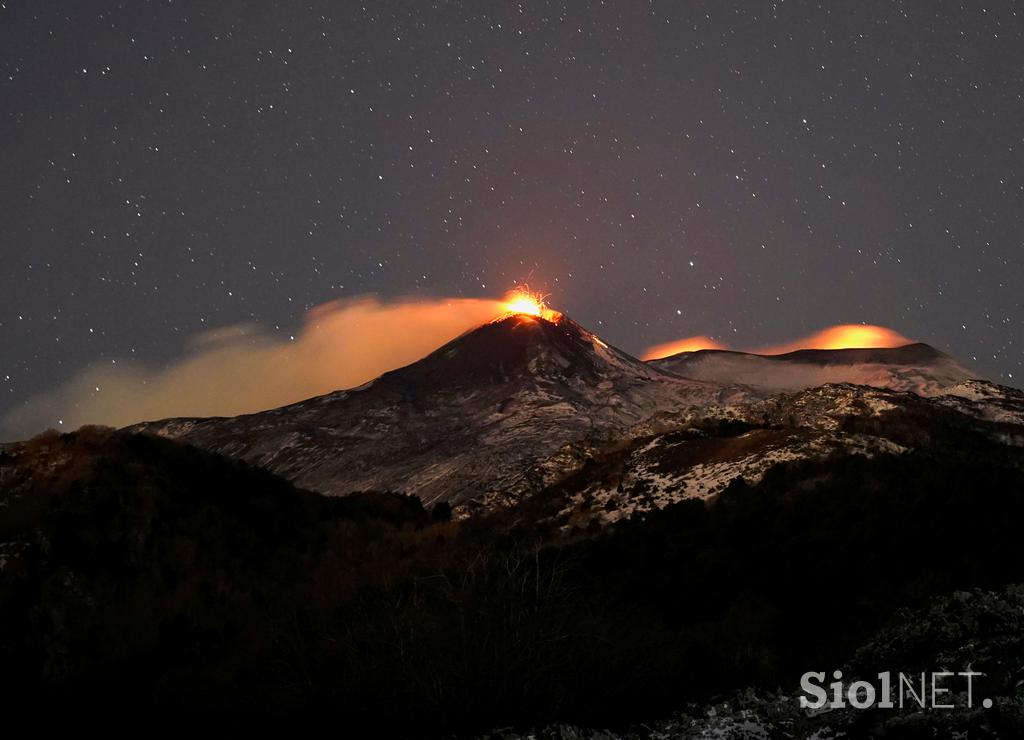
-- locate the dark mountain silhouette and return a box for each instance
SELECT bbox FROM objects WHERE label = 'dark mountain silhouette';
[4,415,1024,734]
[0,425,433,725]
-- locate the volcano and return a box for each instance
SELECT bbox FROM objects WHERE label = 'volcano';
[651,342,975,395]
[133,312,745,510]
[132,310,1020,517]
[10,309,1024,736]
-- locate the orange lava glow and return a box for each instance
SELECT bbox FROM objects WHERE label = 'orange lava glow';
[500,288,561,322]
[756,324,912,355]
[641,324,913,360]
[640,335,727,360]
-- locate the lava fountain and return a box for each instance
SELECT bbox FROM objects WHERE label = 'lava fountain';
[500,288,561,322]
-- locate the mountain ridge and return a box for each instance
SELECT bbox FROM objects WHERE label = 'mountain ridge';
[131,313,748,509]
[128,313,1016,517]
[6,315,1024,735]
[657,341,948,365]
[651,340,976,395]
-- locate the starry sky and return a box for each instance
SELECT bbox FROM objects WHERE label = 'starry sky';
[2,0,1022,432]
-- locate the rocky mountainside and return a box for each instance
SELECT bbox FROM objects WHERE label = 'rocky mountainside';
[132,313,751,511]
[518,380,1024,529]
[131,311,1022,521]
[7,418,1024,735]
[5,315,1024,735]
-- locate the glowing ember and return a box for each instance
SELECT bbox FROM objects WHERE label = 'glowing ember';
[505,294,544,316]
[500,289,560,321]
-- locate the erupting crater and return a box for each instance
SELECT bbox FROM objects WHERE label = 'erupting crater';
[498,288,562,322]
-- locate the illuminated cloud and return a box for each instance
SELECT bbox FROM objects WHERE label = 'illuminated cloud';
[642,324,912,360]
[753,324,912,355]
[5,308,918,442]
[640,336,728,360]
[3,294,507,439]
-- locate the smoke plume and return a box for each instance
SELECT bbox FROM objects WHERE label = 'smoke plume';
[640,336,727,360]
[3,295,506,440]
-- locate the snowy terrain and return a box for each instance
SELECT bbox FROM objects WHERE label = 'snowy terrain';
[650,343,975,396]
[131,313,1023,519]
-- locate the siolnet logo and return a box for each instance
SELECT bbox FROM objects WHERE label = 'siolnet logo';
[799,670,992,710]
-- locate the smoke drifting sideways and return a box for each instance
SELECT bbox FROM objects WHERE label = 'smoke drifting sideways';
[3,295,508,441]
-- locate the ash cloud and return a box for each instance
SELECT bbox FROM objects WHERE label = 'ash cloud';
[3,295,506,440]
[752,324,912,355]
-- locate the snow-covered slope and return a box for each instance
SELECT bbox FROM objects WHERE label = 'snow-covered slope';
[132,313,750,510]
[530,381,1024,529]
[131,313,1022,520]
[932,378,1024,425]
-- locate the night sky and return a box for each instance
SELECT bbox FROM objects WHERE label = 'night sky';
[2,1,1023,434]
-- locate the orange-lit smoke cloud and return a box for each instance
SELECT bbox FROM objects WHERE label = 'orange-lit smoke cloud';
[3,295,508,439]
[640,336,728,360]
[642,324,912,360]
[753,324,912,355]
